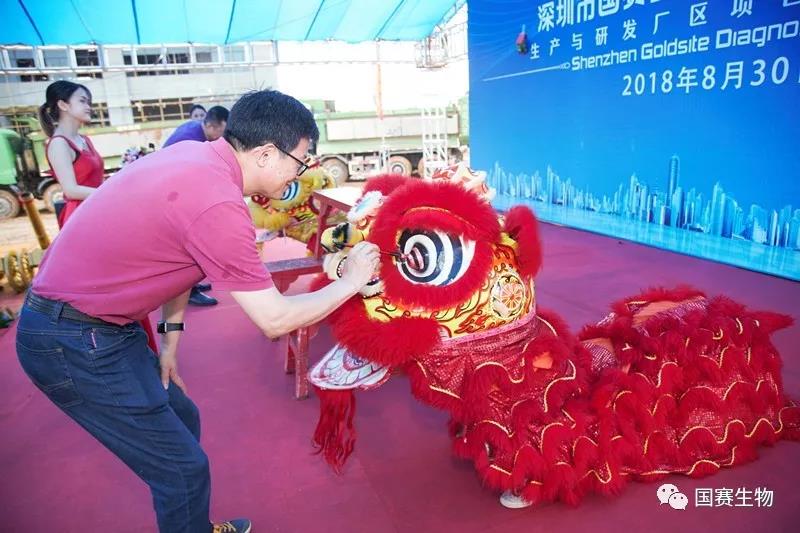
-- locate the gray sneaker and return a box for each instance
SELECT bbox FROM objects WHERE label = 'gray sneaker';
[500,490,533,509]
[212,518,252,533]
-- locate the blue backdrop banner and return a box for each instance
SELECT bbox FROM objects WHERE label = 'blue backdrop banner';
[469,0,800,280]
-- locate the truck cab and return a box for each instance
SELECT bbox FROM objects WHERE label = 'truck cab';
[0,128,62,220]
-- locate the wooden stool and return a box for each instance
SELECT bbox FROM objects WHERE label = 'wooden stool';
[264,257,324,399]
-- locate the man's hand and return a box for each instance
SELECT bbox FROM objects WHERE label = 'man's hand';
[159,347,188,394]
[340,241,380,290]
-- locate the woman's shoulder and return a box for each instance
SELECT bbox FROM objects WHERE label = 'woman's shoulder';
[47,135,75,153]
[49,134,84,151]
[46,135,81,165]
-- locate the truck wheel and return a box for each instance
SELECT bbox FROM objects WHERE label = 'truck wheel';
[322,159,349,186]
[42,183,63,213]
[388,155,412,176]
[417,158,425,177]
[0,189,21,220]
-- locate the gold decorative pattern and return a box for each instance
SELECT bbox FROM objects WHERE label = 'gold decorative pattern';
[543,360,577,413]
[478,419,515,437]
[612,390,633,410]
[538,316,559,337]
[678,405,791,446]
[643,431,660,456]
[582,463,614,484]
[677,379,767,403]
[686,459,720,476]
[698,346,730,369]
[539,422,568,452]
[413,361,462,400]
[490,271,527,319]
[649,394,675,416]
[633,361,679,389]
[572,435,599,456]
[473,361,527,383]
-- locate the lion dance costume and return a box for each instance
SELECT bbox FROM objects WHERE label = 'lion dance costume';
[249,162,338,250]
[307,164,800,508]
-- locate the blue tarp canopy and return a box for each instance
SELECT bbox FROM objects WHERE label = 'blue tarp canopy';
[0,0,462,46]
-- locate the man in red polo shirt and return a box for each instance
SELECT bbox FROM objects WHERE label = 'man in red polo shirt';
[16,90,379,533]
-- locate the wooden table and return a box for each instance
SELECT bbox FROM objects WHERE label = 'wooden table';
[310,186,363,258]
[267,186,361,399]
[264,257,323,399]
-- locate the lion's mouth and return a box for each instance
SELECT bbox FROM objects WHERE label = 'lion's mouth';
[308,343,391,390]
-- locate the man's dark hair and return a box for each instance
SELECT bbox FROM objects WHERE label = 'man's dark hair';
[224,90,319,152]
[189,104,206,114]
[204,106,229,125]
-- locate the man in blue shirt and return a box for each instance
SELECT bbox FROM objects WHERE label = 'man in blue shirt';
[163,105,228,148]
[162,105,229,306]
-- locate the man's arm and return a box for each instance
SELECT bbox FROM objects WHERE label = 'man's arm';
[231,241,379,338]
[158,289,191,391]
[232,278,358,338]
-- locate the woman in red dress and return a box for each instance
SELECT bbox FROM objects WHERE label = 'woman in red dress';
[39,81,159,353]
[39,81,102,227]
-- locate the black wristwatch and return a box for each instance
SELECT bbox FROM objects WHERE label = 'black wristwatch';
[157,321,186,334]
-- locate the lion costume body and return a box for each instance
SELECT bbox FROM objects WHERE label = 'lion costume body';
[307,166,799,508]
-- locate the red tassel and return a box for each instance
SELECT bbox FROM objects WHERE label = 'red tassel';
[312,387,357,473]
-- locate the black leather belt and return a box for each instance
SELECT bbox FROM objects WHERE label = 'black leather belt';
[25,291,118,326]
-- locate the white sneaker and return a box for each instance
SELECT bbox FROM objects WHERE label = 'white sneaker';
[500,490,533,509]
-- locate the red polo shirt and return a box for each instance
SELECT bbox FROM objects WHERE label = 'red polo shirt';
[33,138,273,324]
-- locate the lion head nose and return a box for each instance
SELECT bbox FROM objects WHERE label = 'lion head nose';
[321,222,365,254]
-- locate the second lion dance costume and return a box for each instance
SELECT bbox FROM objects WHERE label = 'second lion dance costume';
[306,164,799,508]
[249,161,339,252]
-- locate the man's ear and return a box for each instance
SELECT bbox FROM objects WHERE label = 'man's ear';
[255,144,273,168]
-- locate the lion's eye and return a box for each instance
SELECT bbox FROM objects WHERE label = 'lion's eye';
[281,181,299,201]
[396,229,474,286]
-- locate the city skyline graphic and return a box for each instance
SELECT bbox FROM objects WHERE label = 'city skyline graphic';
[489,155,800,280]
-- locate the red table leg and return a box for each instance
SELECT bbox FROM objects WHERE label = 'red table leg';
[292,328,309,399]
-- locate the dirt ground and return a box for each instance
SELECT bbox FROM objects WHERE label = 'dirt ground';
[0,201,59,310]
[0,202,58,253]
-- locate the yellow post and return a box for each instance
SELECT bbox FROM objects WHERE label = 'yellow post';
[19,192,51,250]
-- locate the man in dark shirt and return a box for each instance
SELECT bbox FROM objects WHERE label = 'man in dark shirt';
[162,105,230,305]
[163,105,228,147]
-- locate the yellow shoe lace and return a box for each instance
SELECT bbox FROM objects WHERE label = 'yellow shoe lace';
[212,522,236,533]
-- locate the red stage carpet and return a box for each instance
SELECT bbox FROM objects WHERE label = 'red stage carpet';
[1,227,798,532]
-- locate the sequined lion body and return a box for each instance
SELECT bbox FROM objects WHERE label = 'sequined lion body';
[308,167,800,507]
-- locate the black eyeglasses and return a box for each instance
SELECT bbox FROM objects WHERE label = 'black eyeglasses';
[275,145,309,176]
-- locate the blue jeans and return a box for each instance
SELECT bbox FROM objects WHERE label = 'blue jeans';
[16,296,213,533]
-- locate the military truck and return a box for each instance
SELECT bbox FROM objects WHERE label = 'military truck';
[0,129,62,219]
[0,97,469,219]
